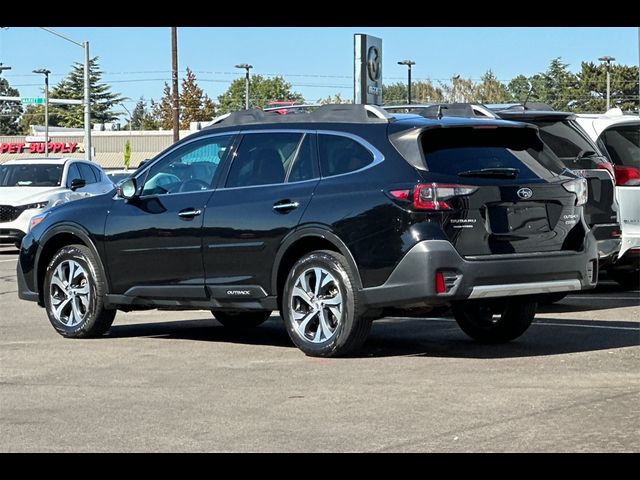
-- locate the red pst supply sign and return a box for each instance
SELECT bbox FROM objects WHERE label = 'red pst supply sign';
[0,142,79,154]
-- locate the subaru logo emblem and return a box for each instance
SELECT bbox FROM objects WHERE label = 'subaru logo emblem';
[517,188,533,199]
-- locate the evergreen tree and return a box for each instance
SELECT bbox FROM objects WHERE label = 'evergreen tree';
[151,83,173,130]
[129,97,146,130]
[507,75,534,103]
[179,68,215,129]
[0,75,23,134]
[49,56,125,128]
[575,62,639,113]
[474,70,510,104]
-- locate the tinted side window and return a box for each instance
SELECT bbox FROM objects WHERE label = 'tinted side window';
[91,165,105,183]
[287,134,318,182]
[535,120,596,160]
[66,163,82,187]
[226,132,302,188]
[318,134,374,177]
[78,163,98,184]
[141,135,233,196]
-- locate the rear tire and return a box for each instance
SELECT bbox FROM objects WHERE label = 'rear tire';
[609,270,640,290]
[43,244,116,338]
[282,250,371,357]
[212,310,272,328]
[453,299,536,343]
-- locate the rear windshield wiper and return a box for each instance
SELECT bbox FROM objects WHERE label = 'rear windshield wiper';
[458,168,519,179]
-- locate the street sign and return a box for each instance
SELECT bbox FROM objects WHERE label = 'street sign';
[21,97,45,105]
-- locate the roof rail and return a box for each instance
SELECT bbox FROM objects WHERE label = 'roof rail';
[417,103,498,119]
[203,104,395,129]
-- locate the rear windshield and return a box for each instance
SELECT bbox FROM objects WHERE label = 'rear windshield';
[600,124,640,169]
[420,127,565,181]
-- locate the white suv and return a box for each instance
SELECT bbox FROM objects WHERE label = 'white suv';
[0,158,114,248]
[575,109,640,288]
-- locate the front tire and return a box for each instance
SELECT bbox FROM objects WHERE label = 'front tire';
[452,299,536,343]
[44,244,116,338]
[212,310,272,328]
[282,250,371,357]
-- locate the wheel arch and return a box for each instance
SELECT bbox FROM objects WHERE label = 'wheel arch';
[271,227,362,304]
[35,223,109,305]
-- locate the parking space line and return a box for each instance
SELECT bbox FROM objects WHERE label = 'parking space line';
[532,321,640,331]
[566,295,639,300]
[0,259,17,263]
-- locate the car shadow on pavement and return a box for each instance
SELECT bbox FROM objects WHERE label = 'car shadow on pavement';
[106,316,639,359]
[0,248,19,256]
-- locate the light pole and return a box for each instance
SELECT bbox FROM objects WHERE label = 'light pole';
[235,63,253,109]
[0,63,11,74]
[171,27,179,143]
[397,60,415,105]
[39,28,92,161]
[598,55,615,111]
[33,69,51,156]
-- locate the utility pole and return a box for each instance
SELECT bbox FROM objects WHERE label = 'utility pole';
[171,27,180,143]
[33,69,51,156]
[598,55,615,111]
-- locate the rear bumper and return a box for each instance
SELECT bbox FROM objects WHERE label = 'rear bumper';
[591,223,621,266]
[361,235,598,308]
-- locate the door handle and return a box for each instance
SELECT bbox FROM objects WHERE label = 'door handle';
[178,208,202,219]
[273,200,300,213]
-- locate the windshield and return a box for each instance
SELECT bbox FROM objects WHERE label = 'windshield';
[420,127,565,181]
[600,124,640,169]
[0,164,64,187]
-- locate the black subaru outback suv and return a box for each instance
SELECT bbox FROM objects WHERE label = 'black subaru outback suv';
[17,105,598,357]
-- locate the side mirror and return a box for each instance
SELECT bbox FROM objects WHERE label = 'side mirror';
[117,178,138,200]
[69,178,86,191]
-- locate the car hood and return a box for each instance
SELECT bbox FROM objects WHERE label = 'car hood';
[0,186,65,206]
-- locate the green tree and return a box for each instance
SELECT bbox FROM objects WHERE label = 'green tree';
[217,74,304,114]
[507,74,534,103]
[0,75,23,134]
[382,82,409,104]
[129,97,146,130]
[50,56,125,128]
[412,80,445,103]
[574,62,639,113]
[123,140,131,169]
[179,67,216,129]
[530,58,579,111]
[474,70,510,103]
[18,105,44,134]
[150,83,173,130]
[317,93,351,104]
[442,76,476,103]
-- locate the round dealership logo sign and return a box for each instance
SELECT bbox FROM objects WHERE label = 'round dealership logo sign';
[367,46,380,81]
[517,187,533,199]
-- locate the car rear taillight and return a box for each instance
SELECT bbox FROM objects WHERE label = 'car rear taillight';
[595,161,616,182]
[614,165,640,186]
[562,178,588,206]
[412,183,478,211]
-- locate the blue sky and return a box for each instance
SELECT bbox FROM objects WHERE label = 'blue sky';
[0,27,637,121]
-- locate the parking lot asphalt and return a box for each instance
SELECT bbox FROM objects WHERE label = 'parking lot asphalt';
[0,244,638,452]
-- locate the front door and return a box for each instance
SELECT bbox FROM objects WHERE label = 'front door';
[202,131,319,298]
[104,133,236,296]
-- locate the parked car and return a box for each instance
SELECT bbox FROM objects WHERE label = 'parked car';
[417,103,621,303]
[0,158,114,248]
[17,105,597,357]
[575,109,640,288]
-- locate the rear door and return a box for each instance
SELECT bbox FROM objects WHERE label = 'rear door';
[201,130,319,297]
[419,126,587,256]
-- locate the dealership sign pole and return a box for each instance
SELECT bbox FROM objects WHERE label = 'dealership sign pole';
[354,34,383,106]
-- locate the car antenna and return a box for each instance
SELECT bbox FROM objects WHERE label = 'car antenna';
[522,81,534,110]
[437,105,448,119]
